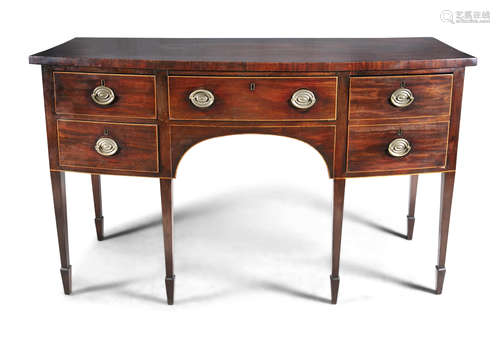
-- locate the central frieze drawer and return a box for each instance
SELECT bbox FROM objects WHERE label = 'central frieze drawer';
[57,120,159,173]
[349,74,452,120]
[168,76,337,121]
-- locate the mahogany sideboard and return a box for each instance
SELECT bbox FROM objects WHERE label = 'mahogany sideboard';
[30,38,476,304]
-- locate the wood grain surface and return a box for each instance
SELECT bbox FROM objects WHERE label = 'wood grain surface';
[30,37,476,71]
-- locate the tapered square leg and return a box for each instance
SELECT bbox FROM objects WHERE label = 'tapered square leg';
[91,174,104,241]
[407,175,418,240]
[50,171,72,295]
[160,179,175,305]
[331,179,346,304]
[435,172,455,295]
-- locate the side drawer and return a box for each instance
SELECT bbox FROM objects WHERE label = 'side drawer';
[168,76,337,121]
[347,121,449,173]
[57,120,159,173]
[349,74,452,120]
[54,72,156,119]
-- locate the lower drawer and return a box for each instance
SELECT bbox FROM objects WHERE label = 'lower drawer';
[57,120,159,173]
[347,121,449,173]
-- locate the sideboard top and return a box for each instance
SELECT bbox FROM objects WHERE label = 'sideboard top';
[29,37,476,72]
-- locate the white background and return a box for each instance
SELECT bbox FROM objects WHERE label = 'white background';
[1,1,499,350]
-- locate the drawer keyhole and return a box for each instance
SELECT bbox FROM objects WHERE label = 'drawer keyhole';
[249,82,256,91]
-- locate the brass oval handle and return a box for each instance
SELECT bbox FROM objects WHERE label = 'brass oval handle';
[390,87,414,108]
[388,138,412,157]
[189,89,215,108]
[91,85,115,106]
[291,89,316,109]
[95,137,119,156]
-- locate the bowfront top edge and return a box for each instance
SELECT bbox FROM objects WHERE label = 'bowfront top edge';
[29,37,477,72]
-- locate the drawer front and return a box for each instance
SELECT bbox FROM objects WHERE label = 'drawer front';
[57,120,159,173]
[168,76,337,121]
[349,74,452,120]
[347,122,449,173]
[54,72,156,119]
